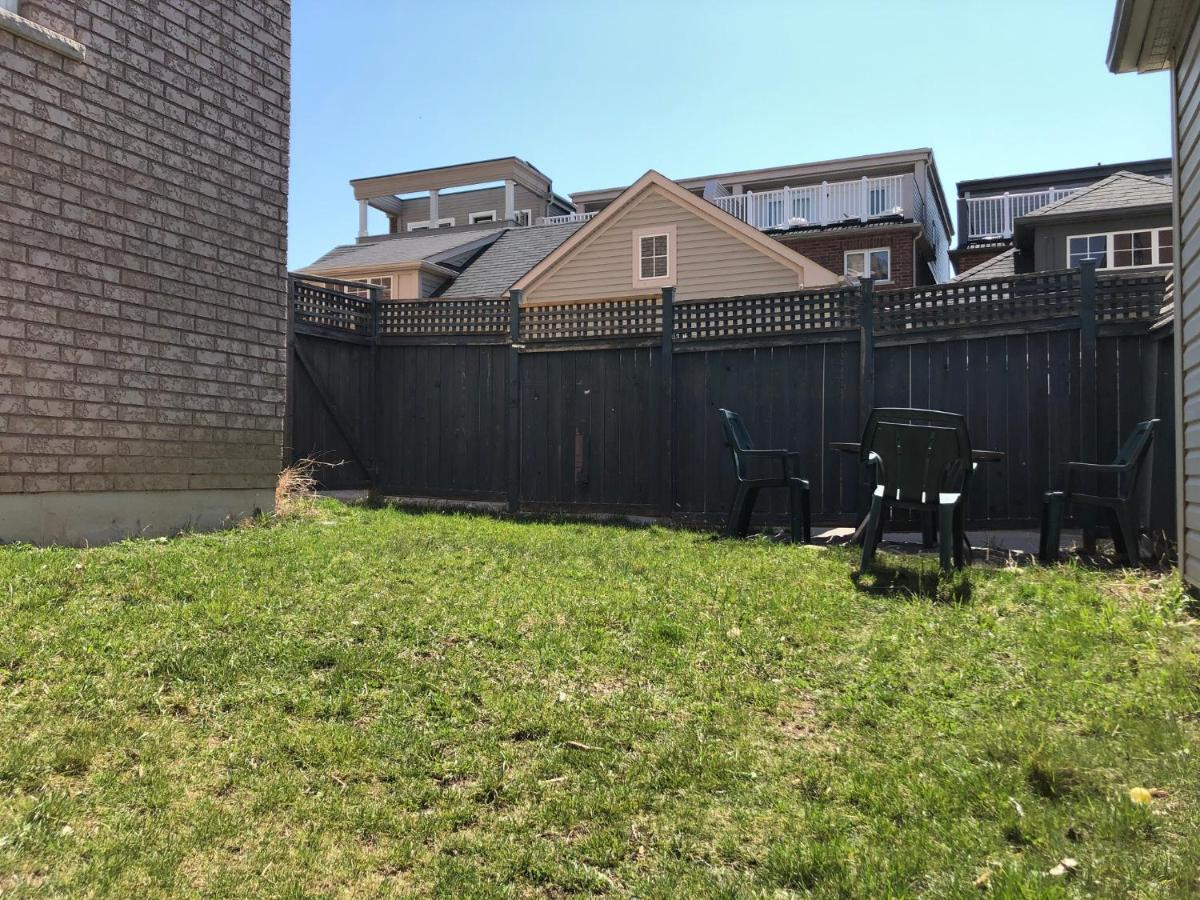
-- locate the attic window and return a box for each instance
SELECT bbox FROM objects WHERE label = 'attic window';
[639,234,669,279]
[469,210,496,224]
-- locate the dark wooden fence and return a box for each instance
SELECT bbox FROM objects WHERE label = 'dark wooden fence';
[287,262,1174,535]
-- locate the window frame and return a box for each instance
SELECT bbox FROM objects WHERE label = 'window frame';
[843,247,892,284]
[1066,227,1173,270]
[468,210,497,224]
[406,217,455,232]
[631,225,676,288]
[340,275,393,300]
[512,209,533,227]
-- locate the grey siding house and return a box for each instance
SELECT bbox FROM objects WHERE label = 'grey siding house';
[1109,0,1200,590]
[0,1,290,544]
[955,171,1174,280]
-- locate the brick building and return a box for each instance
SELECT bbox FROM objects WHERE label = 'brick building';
[0,1,290,544]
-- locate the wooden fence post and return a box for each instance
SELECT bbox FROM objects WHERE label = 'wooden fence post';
[1079,260,1098,463]
[368,283,382,496]
[858,277,876,427]
[284,274,296,474]
[508,289,523,515]
[660,287,675,518]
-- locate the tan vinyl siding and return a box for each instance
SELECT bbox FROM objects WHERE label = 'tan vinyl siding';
[1175,3,1200,586]
[524,187,803,303]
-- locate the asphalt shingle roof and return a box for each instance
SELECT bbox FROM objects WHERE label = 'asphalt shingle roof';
[442,221,586,297]
[300,226,504,273]
[953,248,1018,281]
[1018,171,1172,221]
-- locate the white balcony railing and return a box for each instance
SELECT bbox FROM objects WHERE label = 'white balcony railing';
[964,187,1081,241]
[710,175,907,231]
[538,212,597,226]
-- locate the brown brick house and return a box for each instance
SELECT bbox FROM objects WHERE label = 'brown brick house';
[0,0,290,544]
[571,149,954,288]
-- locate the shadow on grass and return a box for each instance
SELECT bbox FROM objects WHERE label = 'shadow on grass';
[851,562,973,604]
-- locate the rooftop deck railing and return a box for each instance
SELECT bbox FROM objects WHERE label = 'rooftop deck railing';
[538,212,598,226]
[710,174,907,231]
[964,187,1081,241]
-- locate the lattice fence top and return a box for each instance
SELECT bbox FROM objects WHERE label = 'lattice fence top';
[292,269,1167,344]
[378,297,509,337]
[674,287,858,342]
[1095,270,1170,322]
[521,295,660,343]
[292,280,373,334]
[875,270,1080,335]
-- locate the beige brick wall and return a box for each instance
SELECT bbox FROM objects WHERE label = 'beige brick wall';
[0,0,290,497]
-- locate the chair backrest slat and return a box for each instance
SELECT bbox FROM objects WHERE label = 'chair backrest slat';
[1113,418,1158,499]
[719,409,755,480]
[860,408,972,505]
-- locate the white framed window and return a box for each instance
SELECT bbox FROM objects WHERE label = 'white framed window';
[0,1,19,13]
[844,248,891,283]
[631,225,676,288]
[341,276,392,300]
[512,209,532,227]
[640,234,669,279]
[1067,227,1173,270]
[469,210,497,224]
[407,218,455,231]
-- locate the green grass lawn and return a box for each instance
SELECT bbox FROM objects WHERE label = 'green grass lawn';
[1,501,1198,897]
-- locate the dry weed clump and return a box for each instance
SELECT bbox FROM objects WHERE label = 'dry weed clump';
[275,458,330,517]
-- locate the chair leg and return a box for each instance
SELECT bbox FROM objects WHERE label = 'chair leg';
[1080,507,1098,555]
[724,484,747,538]
[922,512,937,549]
[953,502,968,568]
[938,503,956,572]
[1112,505,1141,566]
[1040,496,1065,564]
[789,481,812,544]
[735,487,759,537]
[860,495,884,571]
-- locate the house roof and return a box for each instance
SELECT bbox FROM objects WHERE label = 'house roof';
[1108,0,1192,72]
[511,170,841,296]
[1016,170,1172,222]
[442,221,586,298]
[956,158,1172,198]
[953,248,1018,281]
[299,227,505,275]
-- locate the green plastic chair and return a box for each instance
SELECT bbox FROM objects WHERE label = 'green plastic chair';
[718,409,811,543]
[1039,419,1158,565]
[859,408,974,572]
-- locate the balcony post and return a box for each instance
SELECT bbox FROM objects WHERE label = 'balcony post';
[358,199,369,238]
[783,186,790,226]
[860,176,869,222]
[429,189,440,227]
[820,181,829,225]
[746,190,754,227]
[504,179,516,221]
[1002,192,1012,239]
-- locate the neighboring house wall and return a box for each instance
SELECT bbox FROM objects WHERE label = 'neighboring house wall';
[774,228,921,288]
[0,1,290,545]
[954,246,1009,276]
[391,184,556,231]
[523,188,807,303]
[1027,211,1173,270]
[1174,4,1200,585]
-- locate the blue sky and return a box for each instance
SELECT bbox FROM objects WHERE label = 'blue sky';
[287,0,1171,269]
